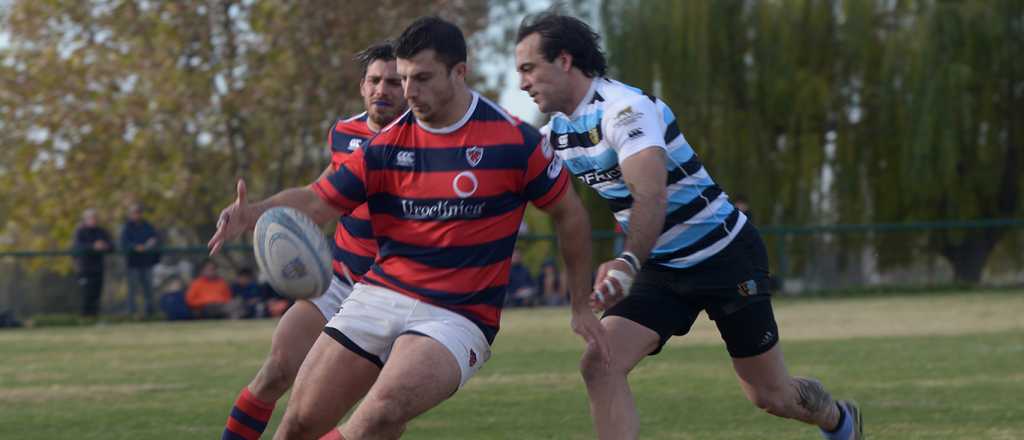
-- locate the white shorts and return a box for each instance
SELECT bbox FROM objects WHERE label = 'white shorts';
[309,277,354,321]
[324,283,491,387]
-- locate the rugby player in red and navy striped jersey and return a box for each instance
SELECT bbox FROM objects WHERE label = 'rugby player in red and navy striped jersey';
[209,17,608,440]
[219,42,406,440]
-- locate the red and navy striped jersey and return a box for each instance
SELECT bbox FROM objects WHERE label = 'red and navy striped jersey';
[312,92,569,343]
[325,112,377,283]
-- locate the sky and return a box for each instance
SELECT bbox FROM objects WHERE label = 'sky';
[481,0,551,125]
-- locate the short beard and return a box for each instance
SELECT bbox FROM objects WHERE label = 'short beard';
[368,110,397,129]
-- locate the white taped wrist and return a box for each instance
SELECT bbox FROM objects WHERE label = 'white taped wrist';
[606,269,634,297]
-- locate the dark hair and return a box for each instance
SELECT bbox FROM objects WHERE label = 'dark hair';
[395,16,466,70]
[197,258,217,277]
[236,267,254,277]
[354,41,396,77]
[516,11,607,78]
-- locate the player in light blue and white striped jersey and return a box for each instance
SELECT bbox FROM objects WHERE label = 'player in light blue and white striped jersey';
[546,77,742,269]
[515,11,862,440]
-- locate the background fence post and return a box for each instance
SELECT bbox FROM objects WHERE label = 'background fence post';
[776,231,789,293]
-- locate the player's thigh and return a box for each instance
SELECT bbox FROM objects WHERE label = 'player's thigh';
[401,298,492,388]
[349,333,461,424]
[603,271,701,357]
[715,300,789,393]
[308,277,351,321]
[268,300,327,372]
[286,333,381,427]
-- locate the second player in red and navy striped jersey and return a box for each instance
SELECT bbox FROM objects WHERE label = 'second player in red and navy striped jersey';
[312,92,569,343]
[218,41,406,440]
[319,50,406,285]
[323,113,376,284]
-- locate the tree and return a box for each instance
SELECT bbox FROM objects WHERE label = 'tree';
[857,0,1024,282]
[0,0,491,264]
[600,0,1023,283]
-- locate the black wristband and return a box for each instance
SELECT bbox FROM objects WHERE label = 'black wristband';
[616,251,641,274]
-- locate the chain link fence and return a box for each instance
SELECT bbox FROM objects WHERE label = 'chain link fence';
[2,220,1022,321]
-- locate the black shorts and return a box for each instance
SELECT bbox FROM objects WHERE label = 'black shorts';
[604,222,779,358]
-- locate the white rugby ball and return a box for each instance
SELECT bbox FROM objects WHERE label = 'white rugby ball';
[253,207,332,300]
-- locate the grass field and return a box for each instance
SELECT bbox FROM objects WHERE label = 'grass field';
[2,291,1023,439]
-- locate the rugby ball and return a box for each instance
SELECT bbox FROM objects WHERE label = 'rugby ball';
[253,207,332,300]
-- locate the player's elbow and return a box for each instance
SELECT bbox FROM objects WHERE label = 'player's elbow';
[544,187,588,225]
[308,204,341,226]
[302,189,345,225]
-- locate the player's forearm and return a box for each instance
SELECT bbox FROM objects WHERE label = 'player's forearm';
[316,164,333,181]
[252,187,342,226]
[550,194,594,310]
[623,188,666,265]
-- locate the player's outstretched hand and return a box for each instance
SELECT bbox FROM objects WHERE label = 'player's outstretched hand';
[571,306,611,365]
[208,179,253,256]
[590,258,635,312]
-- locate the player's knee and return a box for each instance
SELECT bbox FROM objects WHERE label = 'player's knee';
[252,355,294,397]
[357,393,411,434]
[278,409,320,438]
[579,346,625,383]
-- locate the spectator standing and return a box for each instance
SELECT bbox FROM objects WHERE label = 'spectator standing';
[72,208,113,317]
[120,203,161,318]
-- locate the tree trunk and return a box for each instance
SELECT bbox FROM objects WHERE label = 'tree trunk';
[940,231,1001,284]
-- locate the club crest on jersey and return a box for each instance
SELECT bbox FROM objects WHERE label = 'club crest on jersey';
[465,146,483,167]
[348,138,363,151]
[588,127,601,144]
[469,349,477,367]
[557,134,568,147]
[452,171,479,198]
[613,105,644,127]
[738,280,758,296]
[395,151,415,167]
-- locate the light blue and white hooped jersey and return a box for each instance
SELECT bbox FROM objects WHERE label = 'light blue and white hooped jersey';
[541,78,746,269]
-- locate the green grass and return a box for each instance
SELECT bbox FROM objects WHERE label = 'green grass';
[2,291,1023,439]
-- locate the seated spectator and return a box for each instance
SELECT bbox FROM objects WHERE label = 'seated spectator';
[231,267,267,318]
[538,259,568,306]
[506,248,538,307]
[185,259,244,319]
[258,273,293,318]
[159,289,193,321]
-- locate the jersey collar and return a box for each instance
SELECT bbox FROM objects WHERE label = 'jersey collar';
[416,91,479,134]
[568,77,600,119]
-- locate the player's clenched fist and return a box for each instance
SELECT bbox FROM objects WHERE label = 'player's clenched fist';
[590,251,640,311]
